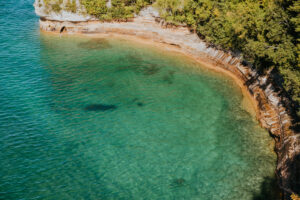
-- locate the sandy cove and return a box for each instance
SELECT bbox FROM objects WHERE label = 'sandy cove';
[37,6,299,198]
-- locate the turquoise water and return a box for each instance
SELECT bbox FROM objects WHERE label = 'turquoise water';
[0,1,278,200]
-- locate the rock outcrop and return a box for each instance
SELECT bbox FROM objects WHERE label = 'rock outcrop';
[34,0,96,21]
[34,4,300,199]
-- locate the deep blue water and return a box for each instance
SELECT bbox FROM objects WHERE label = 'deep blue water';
[0,1,277,199]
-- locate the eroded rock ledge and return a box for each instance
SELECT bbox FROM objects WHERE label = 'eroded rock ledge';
[36,6,299,199]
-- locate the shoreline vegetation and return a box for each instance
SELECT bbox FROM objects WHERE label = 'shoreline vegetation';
[34,0,299,199]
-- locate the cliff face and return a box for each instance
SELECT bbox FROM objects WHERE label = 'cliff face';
[34,0,96,21]
[34,4,300,199]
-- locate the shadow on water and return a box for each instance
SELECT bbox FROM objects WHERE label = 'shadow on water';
[252,176,282,200]
[137,102,144,107]
[84,104,117,111]
[290,153,300,195]
[282,152,300,199]
[78,38,111,50]
[170,178,187,188]
[117,54,161,76]
[121,63,160,76]
[132,98,145,107]
[162,70,176,84]
[127,54,144,63]
[142,63,160,75]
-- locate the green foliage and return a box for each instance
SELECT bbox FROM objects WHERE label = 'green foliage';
[42,0,151,19]
[153,0,192,25]
[66,0,77,13]
[289,0,300,68]
[51,1,62,12]
[80,0,108,19]
[80,0,151,20]
[42,0,63,13]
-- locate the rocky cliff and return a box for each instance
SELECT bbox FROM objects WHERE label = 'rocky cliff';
[34,0,96,21]
[34,4,300,199]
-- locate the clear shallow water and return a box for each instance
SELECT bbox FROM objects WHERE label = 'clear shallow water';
[0,1,278,200]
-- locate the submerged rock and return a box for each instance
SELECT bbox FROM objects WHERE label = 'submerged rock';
[78,39,111,50]
[142,64,160,75]
[137,102,144,107]
[170,178,186,187]
[162,70,175,84]
[117,63,160,76]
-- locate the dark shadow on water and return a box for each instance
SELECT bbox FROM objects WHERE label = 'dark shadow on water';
[281,152,300,199]
[162,70,175,84]
[137,102,144,107]
[252,176,282,200]
[170,178,186,188]
[132,98,144,107]
[78,38,111,50]
[117,62,160,76]
[142,63,160,75]
[132,98,145,107]
[84,104,117,111]
[289,153,300,196]
[132,98,139,102]
[127,54,144,63]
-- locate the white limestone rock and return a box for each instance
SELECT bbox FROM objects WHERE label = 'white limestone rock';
[34,0,96,21]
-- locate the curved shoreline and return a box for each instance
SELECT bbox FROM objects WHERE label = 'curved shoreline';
[38,13,299,198]
[39,18,292,135]
[42,30,258,117]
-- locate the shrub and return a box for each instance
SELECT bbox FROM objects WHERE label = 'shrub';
[66,0,77,13]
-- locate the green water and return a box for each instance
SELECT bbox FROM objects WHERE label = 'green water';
[0,1,277,199]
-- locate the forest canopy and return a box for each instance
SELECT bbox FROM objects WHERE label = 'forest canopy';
[41,0,300,117]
